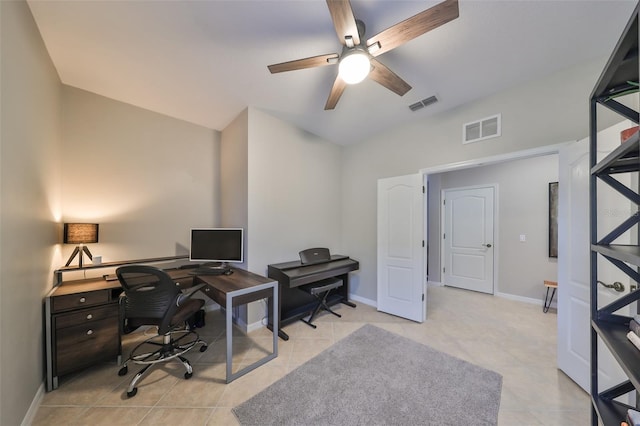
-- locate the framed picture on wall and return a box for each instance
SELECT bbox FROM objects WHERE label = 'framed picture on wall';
[549,182,559,258]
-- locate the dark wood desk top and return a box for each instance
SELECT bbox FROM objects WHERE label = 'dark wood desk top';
[48,267,275,308]
[194,268,275,307]
[49,269,193,297]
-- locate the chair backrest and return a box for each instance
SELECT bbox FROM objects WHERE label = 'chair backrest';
[299,247,331,265]
[116,265,181,334]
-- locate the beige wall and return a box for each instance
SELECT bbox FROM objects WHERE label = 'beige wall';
[342,57,620,302]
[60,86,219,278]
[221,108,249,266]
[220,107,343,327]
[247,107,343,274]
[1,1,62,424]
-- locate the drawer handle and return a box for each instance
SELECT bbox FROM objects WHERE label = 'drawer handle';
[86,330,93,335]
[86,314,93,320]
[79,297,86,303]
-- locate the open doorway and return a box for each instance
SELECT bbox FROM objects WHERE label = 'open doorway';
[422,144,562,307]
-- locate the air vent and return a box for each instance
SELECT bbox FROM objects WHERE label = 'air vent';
[409,96,438,112]
[463,113,501,144]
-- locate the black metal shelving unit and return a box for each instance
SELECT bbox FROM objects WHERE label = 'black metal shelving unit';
[590,3,640,425]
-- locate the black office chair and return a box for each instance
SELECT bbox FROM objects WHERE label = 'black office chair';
[298,248,343,328]
[116,265,208,398]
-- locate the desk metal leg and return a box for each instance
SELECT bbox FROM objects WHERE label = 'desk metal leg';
[225,296,233,382]
[224,282,278,383]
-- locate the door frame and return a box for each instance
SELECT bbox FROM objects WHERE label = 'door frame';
[440,183,498,294]
[420,143,568,292]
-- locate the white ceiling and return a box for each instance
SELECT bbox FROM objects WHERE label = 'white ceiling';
[27,0,637,145]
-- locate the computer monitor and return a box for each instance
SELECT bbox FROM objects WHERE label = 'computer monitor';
[190,228,244,268]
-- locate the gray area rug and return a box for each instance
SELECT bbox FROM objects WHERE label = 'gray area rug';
[233,324,502,425]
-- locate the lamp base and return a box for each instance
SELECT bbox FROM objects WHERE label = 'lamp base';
[65,245,94,267]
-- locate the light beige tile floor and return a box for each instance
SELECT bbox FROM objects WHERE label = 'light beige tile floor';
[33,286,589,425]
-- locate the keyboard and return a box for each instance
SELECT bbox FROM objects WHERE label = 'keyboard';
[191,267,228,276]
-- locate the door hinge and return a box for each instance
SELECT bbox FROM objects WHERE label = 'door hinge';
[422,240,425,247]
[443,199,446,205]
[443,233,446,239]
[422,293,425,301]
[422,186,425,194]
[443,267,446,273]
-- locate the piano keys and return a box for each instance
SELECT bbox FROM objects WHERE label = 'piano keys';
[267,255,359,340]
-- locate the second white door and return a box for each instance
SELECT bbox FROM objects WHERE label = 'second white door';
[442,186,495,294]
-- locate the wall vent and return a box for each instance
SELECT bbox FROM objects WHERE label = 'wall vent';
[409,95,438,112]
[463,113,501,144]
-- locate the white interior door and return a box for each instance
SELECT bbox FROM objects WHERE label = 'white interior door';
[442,186,495,294]
[558,121,633,394]
[377,173,425,322]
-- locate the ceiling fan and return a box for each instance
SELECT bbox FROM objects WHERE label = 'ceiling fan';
[267,0,459,110]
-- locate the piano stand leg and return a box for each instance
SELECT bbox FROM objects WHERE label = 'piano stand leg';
[267,324,290,341]
[341,299,356,308]
[278,329,290,340]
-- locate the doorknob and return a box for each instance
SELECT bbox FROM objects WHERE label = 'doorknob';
[482,243,492,248]
[597,280,625,292]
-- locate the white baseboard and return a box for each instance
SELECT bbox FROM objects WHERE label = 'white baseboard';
[426,283,556,309]
[22,382,45,426]
[495,291,557,309]
[348,293,376,308]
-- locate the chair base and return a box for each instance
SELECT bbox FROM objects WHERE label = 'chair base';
[119,328,207,397]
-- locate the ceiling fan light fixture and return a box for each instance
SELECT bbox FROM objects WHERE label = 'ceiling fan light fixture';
[338,49,371,84]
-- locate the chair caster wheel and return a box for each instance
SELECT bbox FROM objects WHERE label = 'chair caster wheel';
[184,372,193,379]
[118,366,128,376]
[200,345,207,352]
[126,388,137,398]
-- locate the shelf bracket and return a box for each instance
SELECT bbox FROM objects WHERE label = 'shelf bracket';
[599,379,635,400]
[596,285,640,315]
[598,214,640,245]
[602,254,640,286]
[598,98,640,124]
[598,174,640,205]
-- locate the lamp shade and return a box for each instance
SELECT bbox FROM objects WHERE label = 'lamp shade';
[63,223,99,244]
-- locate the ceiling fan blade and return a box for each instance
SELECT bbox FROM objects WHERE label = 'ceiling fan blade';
[326,0,360,46]
[369,58,411,96]
[325,76,347,110]
[367,0,459,57]
[268,53,339,74]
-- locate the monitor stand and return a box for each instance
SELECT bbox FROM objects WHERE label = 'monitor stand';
[202,262,229,271]
[197,262,231,275]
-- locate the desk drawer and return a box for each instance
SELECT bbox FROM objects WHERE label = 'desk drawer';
[52,290,111,312]
[55,304,118,329]
[55,317,119,375]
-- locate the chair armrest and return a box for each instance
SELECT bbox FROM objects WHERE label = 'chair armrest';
[176,283,206,306]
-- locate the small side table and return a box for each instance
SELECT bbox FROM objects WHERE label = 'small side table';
[543,280,557,313]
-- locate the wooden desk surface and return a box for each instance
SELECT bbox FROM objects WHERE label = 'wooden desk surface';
[194,268,276,307]
[49,269,193,297]
[49,267,275,308]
